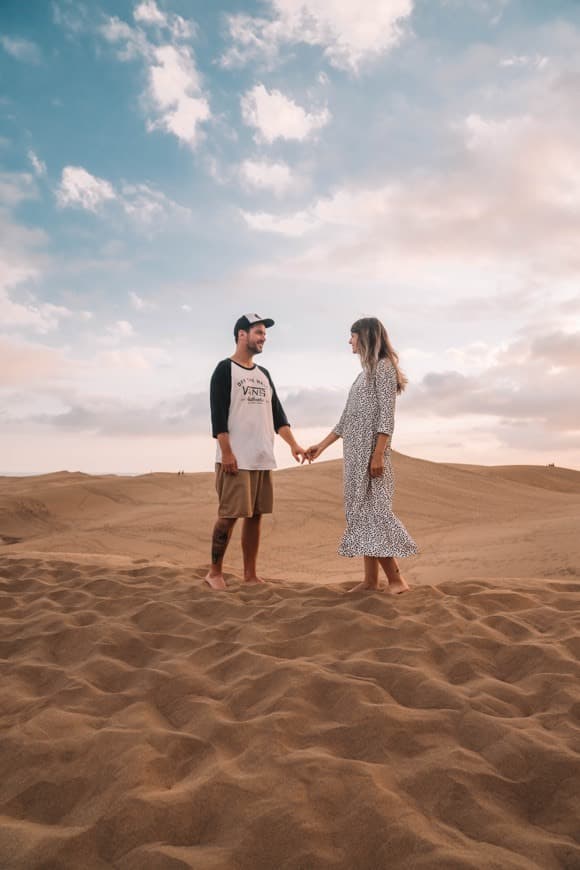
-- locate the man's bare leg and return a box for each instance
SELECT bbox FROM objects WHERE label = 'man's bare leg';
[241,514,266,584]
[348,556,384,592]
[378,556,410,594]
[205,517,237,590]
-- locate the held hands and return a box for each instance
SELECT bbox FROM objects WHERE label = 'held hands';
[305,444,324,463]
[291,444,308,464]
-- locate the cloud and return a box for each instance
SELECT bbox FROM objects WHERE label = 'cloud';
[100,14,209,148]
[120,182,192,225]
[0,294,73,334]
[500,54,549,70]
[27,150,47,177]
[528,331,580,368]
[146,45,211,147]
[56,167,191,227]
[0,337,66,386]
[105,320,135,343]
[29,391,209,437]
[96,345,170,370]
[222,0,414,73]
[129,290,154,311]
[133,0,195,40]
[51,1,91,37]
[0,175,75,336]
[100,16,150,60]
[240,159,295,195]
[409,330,580,450]
[0,35,42,64]
[0,171,37,207]
[242,208,316,236]
[280,386,345,426]
[241,84,330,144]
[240,98,580,290]
[134,1,166,26]
[57,166,116,212]
[242,184,386,237]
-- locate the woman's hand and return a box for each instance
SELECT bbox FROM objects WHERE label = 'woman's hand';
[305,444,323,462]
[369,451,384,478]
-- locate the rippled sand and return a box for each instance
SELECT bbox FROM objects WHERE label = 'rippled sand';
[1,456,579,868]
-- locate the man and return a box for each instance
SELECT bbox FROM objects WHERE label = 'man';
[205,313,306,590]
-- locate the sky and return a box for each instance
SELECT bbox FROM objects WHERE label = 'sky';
[1,0,580,474]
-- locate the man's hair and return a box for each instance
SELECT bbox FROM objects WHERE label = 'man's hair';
[351,317,408,393]
[234,321,264,341]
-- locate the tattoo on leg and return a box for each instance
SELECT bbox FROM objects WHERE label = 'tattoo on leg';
[211,523,231,565]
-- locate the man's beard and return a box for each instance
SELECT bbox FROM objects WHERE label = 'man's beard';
[248,342,263,354]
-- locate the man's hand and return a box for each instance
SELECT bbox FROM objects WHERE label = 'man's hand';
[291,444,307,464]
[369,451,384,478]
[221,449,238,475]
[305,444,323,462]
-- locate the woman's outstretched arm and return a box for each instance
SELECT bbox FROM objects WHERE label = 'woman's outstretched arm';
[305,430,340,462]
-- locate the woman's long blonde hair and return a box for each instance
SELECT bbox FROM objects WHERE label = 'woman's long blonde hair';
[351,317,408,394]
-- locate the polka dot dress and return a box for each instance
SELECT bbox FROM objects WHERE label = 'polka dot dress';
[333,357,418,559]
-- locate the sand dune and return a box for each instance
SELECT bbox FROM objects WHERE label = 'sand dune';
[1,453,579,584]
[0,454,579,868]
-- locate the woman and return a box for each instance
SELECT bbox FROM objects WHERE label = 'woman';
[306,317,417,593]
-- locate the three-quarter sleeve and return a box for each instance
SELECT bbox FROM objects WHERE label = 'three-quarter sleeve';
[210,360,231,438]
[332,403,348,438]
[376,358,396,435]
[258,365,290,432]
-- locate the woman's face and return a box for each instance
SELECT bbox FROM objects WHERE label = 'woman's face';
[349,332,359,353]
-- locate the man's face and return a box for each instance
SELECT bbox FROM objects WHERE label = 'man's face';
[245,324,267,354]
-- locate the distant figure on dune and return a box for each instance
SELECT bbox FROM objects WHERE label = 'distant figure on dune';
[205,313,307,590]
[306,317,417,594]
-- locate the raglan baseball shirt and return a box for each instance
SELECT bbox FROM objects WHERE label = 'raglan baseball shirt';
[210,359,290,470]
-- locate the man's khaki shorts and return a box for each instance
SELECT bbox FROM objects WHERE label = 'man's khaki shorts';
[215,464,274,518]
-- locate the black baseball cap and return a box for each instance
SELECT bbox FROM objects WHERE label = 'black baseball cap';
[234,312,275,338]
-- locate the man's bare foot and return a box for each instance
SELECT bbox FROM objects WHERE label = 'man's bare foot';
[386,577,410,595]
[204,572,227,590]
[243,575,266,585]
[347,581,384,593]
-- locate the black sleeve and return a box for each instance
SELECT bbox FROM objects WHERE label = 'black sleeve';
[210,359,231,438]
[258,365,290,432]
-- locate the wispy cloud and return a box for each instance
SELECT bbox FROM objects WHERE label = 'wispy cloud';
[133,0,196,41]
[129,290,155,311]
[56,166,116,212]
[0,35,42,64]
[222,0,414,72]
[56,166,191,227]
[0,174,75,336]
[27,150,47,177]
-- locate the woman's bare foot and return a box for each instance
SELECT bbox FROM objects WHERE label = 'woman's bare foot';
[204,571,227,590]
[243,575,266,585]
[347,581,384,593]
[386,577,410,595]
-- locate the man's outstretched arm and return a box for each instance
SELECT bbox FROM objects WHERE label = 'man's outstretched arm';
[278,425,307,464]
